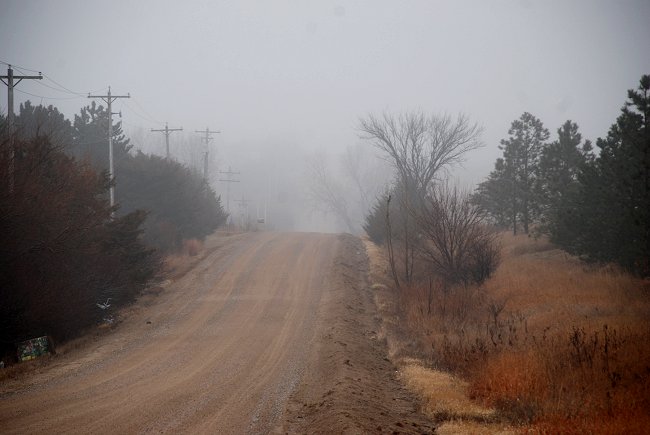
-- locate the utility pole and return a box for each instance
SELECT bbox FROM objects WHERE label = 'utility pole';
[195,127,220,181]
[234,196,252,228]
[151,122,182,160]
[218,165,240,215]
[88,87,130,213]
[1,65,43,192]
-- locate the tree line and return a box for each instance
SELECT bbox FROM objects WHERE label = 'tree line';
[360,73,648,296]
[0,101,227,357]
[473,74,649,276]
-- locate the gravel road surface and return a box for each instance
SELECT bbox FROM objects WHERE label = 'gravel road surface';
[0,232,434,434]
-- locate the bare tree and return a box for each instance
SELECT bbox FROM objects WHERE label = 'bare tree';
[414,182,499,287]
[340,143,386,214]
[358,111,483,287]
[305,145,387,234]
[305,152,356,233]
[358,111,483,193]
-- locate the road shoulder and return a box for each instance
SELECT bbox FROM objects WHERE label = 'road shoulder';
[275,234,436,434]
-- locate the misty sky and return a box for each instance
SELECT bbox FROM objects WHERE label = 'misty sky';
[2,0,649,195]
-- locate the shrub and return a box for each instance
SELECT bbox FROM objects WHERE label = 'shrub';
[414,183,500,287]
[394,232,650,431]
[363,191,390,244]
[0,135,160,355]
[182,238,203,257]
[116,151,227,253]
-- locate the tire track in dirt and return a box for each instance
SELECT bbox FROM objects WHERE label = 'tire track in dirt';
[0,233,334,433]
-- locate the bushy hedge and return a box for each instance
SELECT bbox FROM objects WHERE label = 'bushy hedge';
[0,135,160,355]
[117,152,227,252]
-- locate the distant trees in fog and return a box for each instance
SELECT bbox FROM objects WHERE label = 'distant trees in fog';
[118,152,226,251]
[478,112,550,234]
[305,144,386,234]
[472,114,589,235]
[13,101,227,251]
[473,74,650,275]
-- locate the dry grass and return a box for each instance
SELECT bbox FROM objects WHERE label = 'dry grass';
[163,239,206,280]
[371,232,650,433]
[485,233,646,332]
[398,358,506,431]
[182,238,203,257]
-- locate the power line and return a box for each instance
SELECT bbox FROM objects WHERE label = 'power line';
[121,100,164,126]
[13,87,81,100]
[33,79,81,94]
[0,61,187,173]
[0,59,106,97]
[42,74,90,96]
[0,59,40,74]
[219,165,240,216]
[131,97,163,125]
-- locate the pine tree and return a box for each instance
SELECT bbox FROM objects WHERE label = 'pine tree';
[15,101,73,149]
[116,151,227,251]
[472,157,513,228]
[536,120,593,237]
[555,75,650,274]
[474,112,549,234]
[72,101,132,170]
[0,135,159,348]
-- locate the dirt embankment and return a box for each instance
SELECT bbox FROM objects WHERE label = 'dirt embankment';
[276,234,436,434]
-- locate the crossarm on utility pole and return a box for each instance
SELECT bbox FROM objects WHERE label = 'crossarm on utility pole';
[218,165,240,216]
[195,127,221,181]
[151,122,183,159]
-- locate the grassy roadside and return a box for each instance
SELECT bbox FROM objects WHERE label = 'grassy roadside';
[364,233,650,433]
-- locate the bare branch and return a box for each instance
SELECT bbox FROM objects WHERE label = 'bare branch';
[358,111,483,192]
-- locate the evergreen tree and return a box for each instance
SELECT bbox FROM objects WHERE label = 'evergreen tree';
[117,151,227,251]
[15,101,73,149]
[72,101,131,170]
[501,112,549,234]
[472,157,513,228]
[536,120,593,237]
[363,190,390,244]
[557,75,650,274]
[71,103,226,251]
[473,112,549,234]
[0,135,159,349]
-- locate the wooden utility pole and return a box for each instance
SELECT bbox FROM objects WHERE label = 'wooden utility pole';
[195,127,220,181]
[234,196,252,228]
[1,65,43,192]
[88,87,130,213]
[218,165,240,215]
[151,122,182,160]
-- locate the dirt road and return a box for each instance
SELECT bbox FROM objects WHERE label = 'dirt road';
[0,232,434,434]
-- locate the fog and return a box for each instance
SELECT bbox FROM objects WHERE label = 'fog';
[2,0,649,231]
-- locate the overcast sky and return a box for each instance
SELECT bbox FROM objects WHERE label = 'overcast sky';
[2,0,649,190]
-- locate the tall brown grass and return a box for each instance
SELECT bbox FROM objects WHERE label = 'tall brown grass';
[398,232,650,432]
[182,238,203,257]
